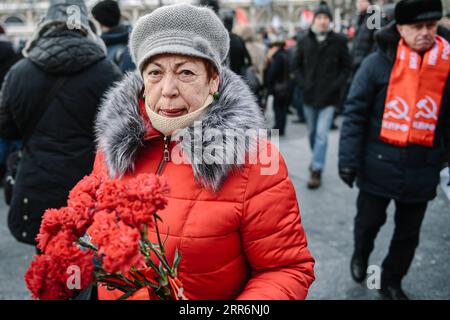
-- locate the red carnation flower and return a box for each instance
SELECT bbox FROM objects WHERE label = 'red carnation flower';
[61,205,95,238]
[25,254,60,300]
[68,174,102,202]
[117,174,170,230]
[36,208,66,252]
[36,175,104,252]
[96,179,128,211]
[25,231,95,300]
[126,174,170,207]
[99,221,145,274]
[88,212,144,274]
[44,229,78,257]
[87,210,118,248]
[29,173,176,300]
[66,174,102,236]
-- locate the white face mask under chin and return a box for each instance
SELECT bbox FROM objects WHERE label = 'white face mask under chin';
[145,94,214,137]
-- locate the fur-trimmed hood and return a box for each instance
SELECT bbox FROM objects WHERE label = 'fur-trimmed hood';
[95,67,265,191]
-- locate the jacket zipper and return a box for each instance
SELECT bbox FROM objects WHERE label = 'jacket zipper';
[156,135,171,176]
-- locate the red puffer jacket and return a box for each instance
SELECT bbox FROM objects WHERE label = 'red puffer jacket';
[93,69,315,300]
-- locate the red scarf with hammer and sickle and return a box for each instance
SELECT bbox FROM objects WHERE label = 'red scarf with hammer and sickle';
[380,35,450,147]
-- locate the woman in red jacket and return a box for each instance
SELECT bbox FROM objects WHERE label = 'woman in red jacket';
[93,3,315,300]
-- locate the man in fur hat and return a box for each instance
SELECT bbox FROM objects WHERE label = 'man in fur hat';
[339,0,449,300]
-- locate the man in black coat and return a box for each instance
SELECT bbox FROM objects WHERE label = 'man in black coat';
[0,25,22,184]
[0,0,122,246]
[339,0,449,300]
[351,0,377,72]
[294,1,352,189]
[222,10,252,77]
[266,35,291,136]
[0,26,21,84]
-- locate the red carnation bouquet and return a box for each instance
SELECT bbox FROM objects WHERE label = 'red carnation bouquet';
[25,173,186,300]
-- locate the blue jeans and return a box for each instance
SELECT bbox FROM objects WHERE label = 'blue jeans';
[303,105,335,172]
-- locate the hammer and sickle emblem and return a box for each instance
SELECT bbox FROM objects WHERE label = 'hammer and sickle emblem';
[384,96,410,121]
[415,96,438,120]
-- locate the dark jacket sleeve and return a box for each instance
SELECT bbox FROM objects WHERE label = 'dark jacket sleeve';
[0,70,21,139]
[293,38,305,89]
[338,54,377,170]
[118,48,136,74]
[243,38,252,68]
[334,37,353,95]
[266,52,282,95]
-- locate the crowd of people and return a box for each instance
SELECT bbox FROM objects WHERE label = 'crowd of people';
[0,0,449,300]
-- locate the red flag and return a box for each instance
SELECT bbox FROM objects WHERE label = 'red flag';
[235,7,249,25]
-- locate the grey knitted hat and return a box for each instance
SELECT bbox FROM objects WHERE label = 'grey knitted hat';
[23,0,101,56]
[129,3,230,75]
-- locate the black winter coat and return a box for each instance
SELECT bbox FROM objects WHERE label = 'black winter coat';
[265,47,290,99]
[0,28,122,244]
[294,29,352,109]
[351,12,377,71]
[102,24,135,74]
[0,40,21,87]
[227,32,252,76]
[339,23,450,203]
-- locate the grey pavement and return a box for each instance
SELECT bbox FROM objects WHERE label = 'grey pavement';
[0,108,449,300]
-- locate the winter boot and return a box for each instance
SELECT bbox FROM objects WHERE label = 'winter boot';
[307,170,321,189]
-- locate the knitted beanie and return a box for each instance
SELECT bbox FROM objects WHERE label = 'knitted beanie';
[129,3,230,75]
[91,0,121,28]
[314,1,333,21]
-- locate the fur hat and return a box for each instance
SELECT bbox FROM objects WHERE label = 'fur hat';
[395,0,443,25]
[129,3,230,76]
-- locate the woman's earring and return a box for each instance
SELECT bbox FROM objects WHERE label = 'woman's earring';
[213,91,220,101]
[142,94,146,101]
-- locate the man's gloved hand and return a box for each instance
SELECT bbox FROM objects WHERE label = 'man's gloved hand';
[339,167,357,188]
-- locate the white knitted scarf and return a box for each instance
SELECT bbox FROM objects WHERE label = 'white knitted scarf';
[145,94,214,136]
[311,25,329,43]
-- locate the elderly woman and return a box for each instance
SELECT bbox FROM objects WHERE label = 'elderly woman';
[93,4,314,300]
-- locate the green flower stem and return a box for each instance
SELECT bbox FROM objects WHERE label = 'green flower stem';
[95,268,136,292]
[118,289,138,300]
[152,217,174,274]
[130,269,159,290]
[148,242,173,274]
[76,239,98,251]
[97,278,132,293]
[117,272,142,288]
[141,226,161,274]
[141,224,173,275]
